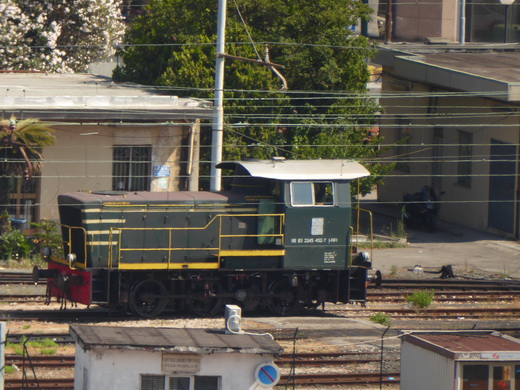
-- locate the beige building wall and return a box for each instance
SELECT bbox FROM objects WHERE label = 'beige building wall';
[394,0,459,42]
[39,123,193,221]
[379,77,520,233]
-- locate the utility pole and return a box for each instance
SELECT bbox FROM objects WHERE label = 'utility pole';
[385,0,393,43]
[210,0,227,191]
[0,322,5,390]
[459,0,466,45]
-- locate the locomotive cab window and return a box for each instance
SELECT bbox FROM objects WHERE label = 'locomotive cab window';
[290,182,334,207]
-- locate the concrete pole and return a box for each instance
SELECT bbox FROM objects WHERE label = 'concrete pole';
[210,0,227,191]
[459,0,466,45]
[0,322,5,390]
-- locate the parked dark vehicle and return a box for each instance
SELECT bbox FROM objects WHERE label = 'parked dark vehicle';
[401,186,443,232]
[33,159,375,318]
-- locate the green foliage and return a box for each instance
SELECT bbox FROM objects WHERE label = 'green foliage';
[370,312,392,326]
[0,117,56,233]
[115,0,394,194]
[26,338,58,349]
[7,337,58,355]
[406,290,435,309]
[6,342,24,356]
[4,365,17,374]
[0,225,32,261]
[31,219,63,258]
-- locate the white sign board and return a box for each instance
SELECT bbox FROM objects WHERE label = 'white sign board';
[162,354,201,374]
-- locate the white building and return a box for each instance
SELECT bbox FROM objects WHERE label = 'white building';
[70,325,283,390]
[0,72,212,226]
[401,330,520,390]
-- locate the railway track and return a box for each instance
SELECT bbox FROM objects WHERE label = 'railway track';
[5,352,387,369]
[368,290,520,303]
[6,354,75,368]
[0,271,40,285]
[374,278,520,290]
[278,372,400,386]
[328,306,520,319]
[4,378,74,390]
[3,270,520,289]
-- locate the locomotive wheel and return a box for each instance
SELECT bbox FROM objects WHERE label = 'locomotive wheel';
[267,278,304,316]
[129,279,168,318]
[186,282,224,317]
[235,283,262,312]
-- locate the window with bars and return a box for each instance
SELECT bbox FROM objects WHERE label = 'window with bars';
[457,131,473,187]
[7,176,38,224]
[112,146,152,191]
[140,375,219,390]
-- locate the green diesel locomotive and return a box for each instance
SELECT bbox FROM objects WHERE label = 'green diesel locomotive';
[34,159,373,317]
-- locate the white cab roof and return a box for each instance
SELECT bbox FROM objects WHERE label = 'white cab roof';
[218,159,370,180]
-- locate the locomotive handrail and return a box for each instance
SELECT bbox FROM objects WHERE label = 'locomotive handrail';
[108,213,285,269]
[58,224,88,269]
[352,207,374,260]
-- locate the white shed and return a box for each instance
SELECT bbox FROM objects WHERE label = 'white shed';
[401,330,520,390]
[70,325,283,390]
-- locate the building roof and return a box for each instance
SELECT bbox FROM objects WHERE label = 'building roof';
[70,325,283,355]
[375,46,520,102]
[0,72,212,121]
[402,331,520,360]
[217,159,370,180]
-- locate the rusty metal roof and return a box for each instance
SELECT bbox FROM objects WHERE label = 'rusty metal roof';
[70,325,283,355]
[403,331,520,360]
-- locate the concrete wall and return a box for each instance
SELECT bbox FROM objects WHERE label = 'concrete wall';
[39,123,192,221]
[394,0,458,42]
[378,76,520,234]
[74,347,276,390]
[401,341,454,390]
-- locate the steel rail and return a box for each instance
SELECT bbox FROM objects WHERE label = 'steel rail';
[4,378,74,390]
[279,372,400,385]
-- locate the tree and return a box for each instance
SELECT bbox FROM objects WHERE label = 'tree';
[0,0,125,72]
[0,117,55,233]
[114,0,393,193]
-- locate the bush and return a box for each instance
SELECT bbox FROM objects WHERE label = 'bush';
[7,337,58,355]
[406,290,435,309]
[370,312,392,326]
[0,228,32,261]
[31,219,63,258]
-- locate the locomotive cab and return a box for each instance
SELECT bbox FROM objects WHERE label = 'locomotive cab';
[219,159,372,303]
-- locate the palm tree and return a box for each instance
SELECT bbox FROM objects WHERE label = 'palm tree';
[0,117,55,233]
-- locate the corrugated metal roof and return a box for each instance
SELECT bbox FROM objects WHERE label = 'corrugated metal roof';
[70,325,283,355]
[418,333,520,352]
[0,73,212,121]
[403,331,520,360]
[217,159,370,180]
